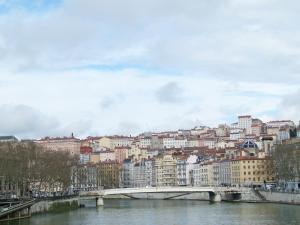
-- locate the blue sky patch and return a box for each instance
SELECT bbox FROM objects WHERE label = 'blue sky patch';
[0,0,62,14]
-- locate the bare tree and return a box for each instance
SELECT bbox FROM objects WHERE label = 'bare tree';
[0,141,79,197]
[271,143,300,183]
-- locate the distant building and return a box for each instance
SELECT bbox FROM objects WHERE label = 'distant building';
[192,163,213,186]
[111,136,133,148]
[99,151,115,162]
[139,137,152,148]
[71,164,99,191]
[261,136,275,155]
[278,126,291,141]
[80,146,92,164]
[176,158,187,186]
[231,157,274,186]
[120,159,155,188]
[162,136,187,149]
[230,128,245,141]
[155,154,177,186]
[114,147,129,163]
[98,161,120,189]
[238,115,252,135]
[35,135,80,155]
[212,162,220,186]
[219,160,231,186]
[266,120,295,128]
[0,136,18,142]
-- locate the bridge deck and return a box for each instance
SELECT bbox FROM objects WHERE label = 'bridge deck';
[0,200,35,219]
[81,187,219,197]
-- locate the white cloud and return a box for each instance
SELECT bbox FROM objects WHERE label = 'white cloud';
[279,89,300,123]
[0,0,299,82]
[1,69,296,138]
[0,0,299,138]
[0,104,59,137]
[155,82,184,103]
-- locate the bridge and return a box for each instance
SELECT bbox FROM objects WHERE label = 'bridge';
[80,187,234,206]
[0,199,35,222]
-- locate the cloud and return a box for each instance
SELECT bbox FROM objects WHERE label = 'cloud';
[0,104,59,138]
[61,120,92,137]
[100,93,125,109]
[118,121,141,135]
[0,1,299,138]
[0,104,94,138]
[279,89,300,122]
[155,82,183,103]
[0,0,300,83]
[0,69,298,138]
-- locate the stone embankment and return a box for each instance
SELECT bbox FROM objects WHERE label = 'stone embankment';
[30,197,79,214]
[259,190,300,205]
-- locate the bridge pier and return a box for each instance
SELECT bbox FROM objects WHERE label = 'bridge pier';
[96,197,104,207]
[209,192,221,202]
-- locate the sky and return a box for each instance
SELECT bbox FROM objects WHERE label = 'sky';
[0,0,300,139]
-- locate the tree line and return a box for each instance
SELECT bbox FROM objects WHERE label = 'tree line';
[271,143,300,183]
[0,141,78,197]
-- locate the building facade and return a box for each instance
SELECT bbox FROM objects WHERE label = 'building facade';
[155,154,177,186]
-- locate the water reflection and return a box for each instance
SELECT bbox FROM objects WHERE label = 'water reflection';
[4,200,300,225]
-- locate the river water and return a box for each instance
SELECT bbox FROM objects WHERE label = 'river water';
[5,200,300,225]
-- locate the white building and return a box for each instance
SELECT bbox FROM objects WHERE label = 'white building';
[266,120,295,128]
[238,115,252,135]
[186,137,200,148]
[192,163,214,186]
[230,128,245,141]
[139,137,152,148]
[203,138,216,149]
[219,160,231,185]
[121,159,155,188]
[175,155,199,186]
[176,159,187,186]
[278,127,290,141]
[186,155,198,186]
[111,136,133,148]
[99,151,116,162]
[162,137,187,149]
[216,140,236,149]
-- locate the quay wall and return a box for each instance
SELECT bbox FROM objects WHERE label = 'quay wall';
[260,191,300,205]
[30,198,79,214]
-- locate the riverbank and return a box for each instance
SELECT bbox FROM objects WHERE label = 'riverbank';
[30,197,79,214]
[259,190,300,205]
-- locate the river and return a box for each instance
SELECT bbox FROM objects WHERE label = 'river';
[4,200,300,225]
